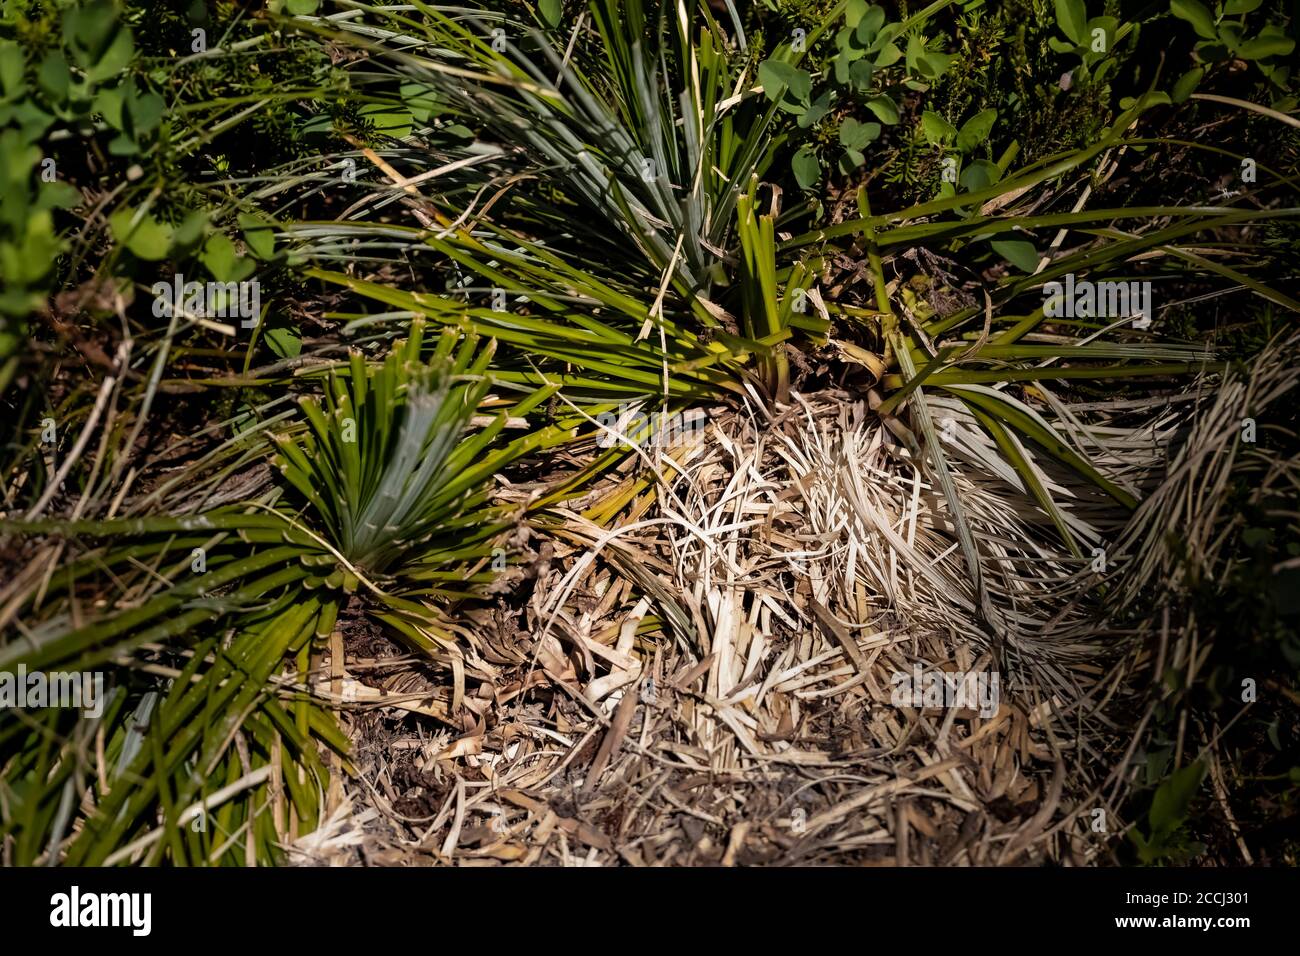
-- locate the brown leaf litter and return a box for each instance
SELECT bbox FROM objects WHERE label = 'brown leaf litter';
[287,343,1300,865]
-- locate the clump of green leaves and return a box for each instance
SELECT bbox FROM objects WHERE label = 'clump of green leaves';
[274,323,516,579]
[918,105,1001,197]
[1129,761,1208,865]
[0,322,548,863]
[759,0,954,189]
[1049,0,1136,90]
[1170,0,1295,103]
[0,0,160,335]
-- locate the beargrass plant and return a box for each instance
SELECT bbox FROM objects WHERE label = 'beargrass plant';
[1,0,1297,867]
[279,0,838,408]
[0,322,562,864]
[284,2,1295,572]
[268,2,1299,772]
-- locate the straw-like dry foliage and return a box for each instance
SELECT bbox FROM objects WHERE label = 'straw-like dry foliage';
[2,0,1298,867]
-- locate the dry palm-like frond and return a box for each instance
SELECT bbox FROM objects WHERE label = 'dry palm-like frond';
[1074,331,1300,851]
[8,0,1293,869]
[1112,330,1300,608]
[454,353,1268,863]
[644,389,1174,711]
[317,329,1294,865]
[446,390,1125,861]
[804,91,1298,545]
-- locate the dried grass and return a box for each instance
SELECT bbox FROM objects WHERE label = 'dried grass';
[290,336,1300,866]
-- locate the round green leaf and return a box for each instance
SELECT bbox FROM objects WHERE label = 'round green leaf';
[990,238,1039,273]
[1054,0,1086,44]
[916,51,954,79]
[791,145,821,189]
[797,91,833,128]
[1171,0,1218,41]
[849,59,874,91]
[959,159,1001,191]
[865,94,899,125]
[856,6,886,44]
[110,208,173,261]
[37,52,71,103]
[1171,67,1203,103]
[839,117,881,149]
[873,42,903,67]
[238,214,277,260]
[758,60,811,103]
[1238,35,1295,60]
[920,110,957,145]
[956,108,997,153]
[265,325,303,359]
